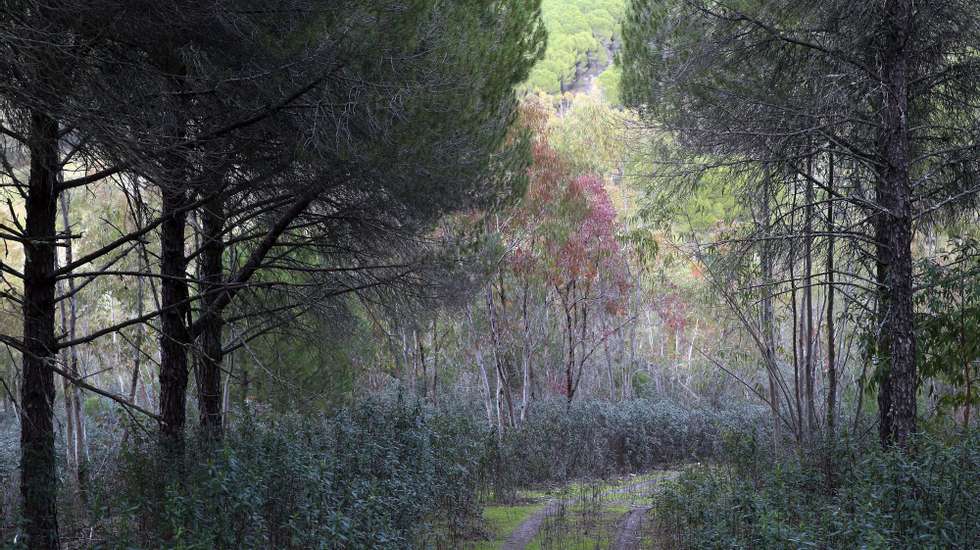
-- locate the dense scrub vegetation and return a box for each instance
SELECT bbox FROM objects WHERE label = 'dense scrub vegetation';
[654,432,980,548]
[1,396,759,547]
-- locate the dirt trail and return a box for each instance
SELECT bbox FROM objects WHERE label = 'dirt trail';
[500,499,562,550]
[610,471,678,549]
[500,476,665,550]
[611,506,652,550]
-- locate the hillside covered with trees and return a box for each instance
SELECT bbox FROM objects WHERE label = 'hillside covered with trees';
[1,1,978,549]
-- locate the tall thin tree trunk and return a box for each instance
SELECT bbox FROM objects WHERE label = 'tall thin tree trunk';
[876,0,917,449]
[519,281,532,423]
[159,184,192,453]
[57,190,88,499]
[431,317,439,406]
[127,235,147,409]
[804,158,816,437]
[197,186,226,439]
[789,179,803,443]
[761,176,780,451]
[826,154,837,438]
[476,347,494,428]
[486,286,515,427]
[21,109,61,550]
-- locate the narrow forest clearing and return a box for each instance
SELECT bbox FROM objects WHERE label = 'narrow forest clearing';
[462,471,677,550]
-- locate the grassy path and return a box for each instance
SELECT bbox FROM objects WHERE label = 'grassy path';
[611,506,652,550]
[499,473,672,550]
[500,499,562,550]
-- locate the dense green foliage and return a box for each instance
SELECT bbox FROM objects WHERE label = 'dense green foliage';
[525,0,625,94]
[4,399,484,548]
[653,432,980,548]
[0,397,764,547]
[917,237,980,421]
[487,399,767,500]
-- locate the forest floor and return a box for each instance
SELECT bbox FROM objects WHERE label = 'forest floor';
[462,470,677,550]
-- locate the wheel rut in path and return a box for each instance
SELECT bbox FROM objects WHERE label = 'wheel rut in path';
[611,506,652,550]
[500,476,664,550]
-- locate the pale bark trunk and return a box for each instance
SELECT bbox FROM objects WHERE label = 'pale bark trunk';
[57,190,88,497]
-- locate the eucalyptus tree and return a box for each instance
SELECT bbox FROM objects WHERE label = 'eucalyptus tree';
[622,0,980,449]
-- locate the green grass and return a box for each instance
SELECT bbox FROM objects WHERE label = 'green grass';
[463,503,547,550]
[457,470,676,549]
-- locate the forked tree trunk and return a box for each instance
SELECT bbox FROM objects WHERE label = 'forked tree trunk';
[486,286,515,427]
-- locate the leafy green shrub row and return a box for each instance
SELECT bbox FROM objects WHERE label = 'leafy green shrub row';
[85,397,485,549]
[483,399,768,500]
[652,431,980,549]
[2,396,767,547]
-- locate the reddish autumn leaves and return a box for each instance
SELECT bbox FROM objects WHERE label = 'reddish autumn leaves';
[510,103,628,313]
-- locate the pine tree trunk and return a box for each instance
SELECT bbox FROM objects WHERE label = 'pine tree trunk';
[21,109,61,550]
[159,185,191,453]
[876,0,917,449]
[197,188,226,439]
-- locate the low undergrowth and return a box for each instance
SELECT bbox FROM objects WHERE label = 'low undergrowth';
[651,431,980,549]
[483,398,767,502]
[90,398,484,549]
[2,396,764,548]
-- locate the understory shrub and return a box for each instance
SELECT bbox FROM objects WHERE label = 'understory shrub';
[2,395,767,547]
[652,431,980,549]
[483,398,768,500]
[82,397,485,549]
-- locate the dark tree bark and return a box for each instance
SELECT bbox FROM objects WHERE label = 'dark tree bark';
[804,158,816,437]
[875,0,917,449]
[825,154,837,437]
[196,187,226,439]
[875,251,893,446]
[21,109,61,550]
[159,184,192,452]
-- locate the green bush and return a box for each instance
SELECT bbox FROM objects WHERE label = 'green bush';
[86,397,485,549]
[652,431,980,549]
[482,399,767,500]
[1,395,769,546]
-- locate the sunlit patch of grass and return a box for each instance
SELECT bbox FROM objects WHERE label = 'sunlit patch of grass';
[459,503,547,550]
[456,470,678,549]
[528,504,629,550]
